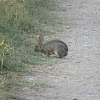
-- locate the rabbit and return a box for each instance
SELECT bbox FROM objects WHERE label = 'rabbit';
[34,35,68,58]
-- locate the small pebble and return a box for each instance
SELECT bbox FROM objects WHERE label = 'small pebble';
[23,87,30,91]
[73,98,78,100]
[66,26,70,29]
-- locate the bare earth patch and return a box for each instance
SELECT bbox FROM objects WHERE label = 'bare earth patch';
[22,0,100,100]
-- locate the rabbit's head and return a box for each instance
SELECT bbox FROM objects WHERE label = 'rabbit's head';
[34,35,44,52]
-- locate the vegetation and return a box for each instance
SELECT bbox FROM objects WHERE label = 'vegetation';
[0,0,56,71]
[0,0,58,99]
[0,0,66,99]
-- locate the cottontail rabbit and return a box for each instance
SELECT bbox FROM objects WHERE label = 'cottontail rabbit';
[34,35,68,58]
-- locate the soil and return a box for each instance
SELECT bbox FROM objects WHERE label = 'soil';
[22,0,100,100]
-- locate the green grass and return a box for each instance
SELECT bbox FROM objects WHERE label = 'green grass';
[33,83,53,88]
[5,82,53,100]
[7,94,23,100]
[0,0,57,36]
[3,74,53,91]
[0,0,57,99]
[0,90,6,100]
[0,0,67,99]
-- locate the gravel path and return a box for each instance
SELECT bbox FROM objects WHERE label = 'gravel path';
[24,0,100,100]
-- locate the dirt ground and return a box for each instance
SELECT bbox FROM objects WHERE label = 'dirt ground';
[22,0,100,100]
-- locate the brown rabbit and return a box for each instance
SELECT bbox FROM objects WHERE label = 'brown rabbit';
[34,35,68,58]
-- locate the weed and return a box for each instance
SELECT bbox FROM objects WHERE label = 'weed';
[0,0,57,99]
[33,83,53,88]
[7,94,23,100]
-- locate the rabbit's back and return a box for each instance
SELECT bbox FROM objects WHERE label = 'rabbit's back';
[43,40,68,56]
[44,40,68,49]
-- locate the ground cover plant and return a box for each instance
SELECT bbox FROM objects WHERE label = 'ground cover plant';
[0,0,66,99]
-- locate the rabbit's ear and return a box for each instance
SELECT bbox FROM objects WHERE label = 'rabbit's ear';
[39,35,44,43]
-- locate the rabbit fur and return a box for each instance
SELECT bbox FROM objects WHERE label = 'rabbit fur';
[34,35,68,58]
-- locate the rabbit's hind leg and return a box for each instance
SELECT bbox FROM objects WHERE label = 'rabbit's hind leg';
[46,51,50,56]
[54,50,62,58]
[56,49,64,58]
[58,55,63,58]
